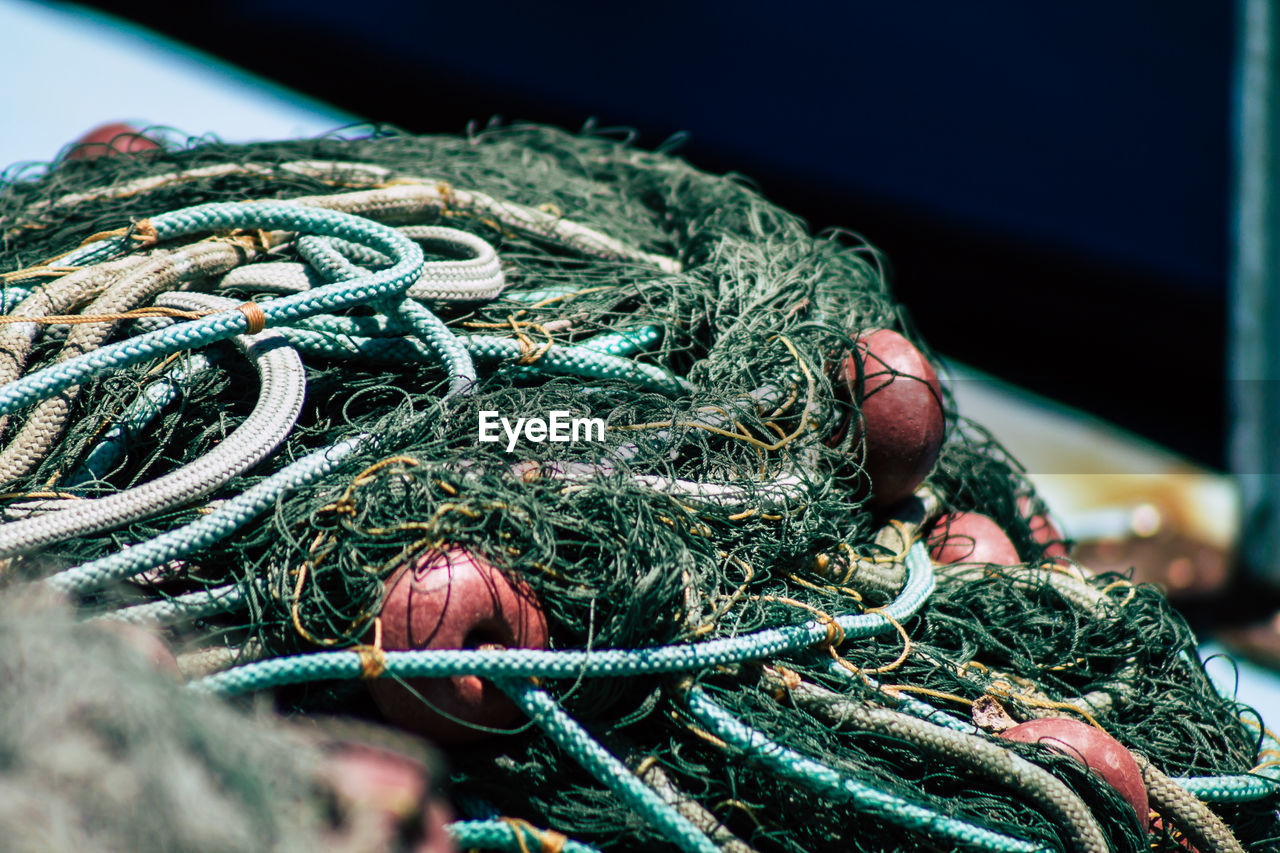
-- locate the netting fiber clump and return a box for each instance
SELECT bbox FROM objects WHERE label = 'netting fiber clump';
[0,123,1275,852]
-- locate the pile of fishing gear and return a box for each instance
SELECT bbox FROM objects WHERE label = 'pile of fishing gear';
[0,123,1274,852]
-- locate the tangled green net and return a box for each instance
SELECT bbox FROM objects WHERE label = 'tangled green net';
[0,123,1274,852]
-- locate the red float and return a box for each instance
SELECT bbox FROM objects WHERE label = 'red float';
[927,511,1020,566]
[833,329,945,510]
[65,122,160,160]
[1001,717,1148,825]
[369,547,548,743]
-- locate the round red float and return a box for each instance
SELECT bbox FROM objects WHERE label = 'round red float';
[369,547,548,743]
[1000,717,1148,825]
[65,122,160,160]
[833,329,945,510]
[927,511,1020,566]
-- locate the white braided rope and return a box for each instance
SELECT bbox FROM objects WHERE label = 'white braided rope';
[0,255,159,390]
[0,242,257,484]
[215,261,326,295]
[295,224,505,301]
[9,160,681,274]
[0,293,305,559]
[5,160,389,227]
[295,181,681,273]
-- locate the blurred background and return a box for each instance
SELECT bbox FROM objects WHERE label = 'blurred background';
[3,0,1276,711]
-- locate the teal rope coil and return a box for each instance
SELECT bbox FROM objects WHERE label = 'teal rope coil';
[0,286,34,311]
[445,819,602,853]
[278,327,693,395]
[499,679,721,853]
[289,312,412,338]
[296,229,479,398]
[504,324,665,384]
[681,686,1050,853]
[96,582,248,627]
[63,350,222,488]
[186,541,933,695]
[1177,772,1280,803]
[383,296,477,399]
[574,325,663,357]
[1173,727,1280,802]
[287,312,657,357]
[0,201,425,418]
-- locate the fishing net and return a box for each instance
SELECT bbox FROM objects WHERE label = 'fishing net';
[0,122,1275,852]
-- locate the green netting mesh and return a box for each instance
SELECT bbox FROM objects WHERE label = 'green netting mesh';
[0,123,1273,852]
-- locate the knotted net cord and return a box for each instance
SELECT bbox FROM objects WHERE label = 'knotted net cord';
[0,124,1273,852]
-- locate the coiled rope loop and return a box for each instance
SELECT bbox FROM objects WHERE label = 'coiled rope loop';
[0,201,425,417]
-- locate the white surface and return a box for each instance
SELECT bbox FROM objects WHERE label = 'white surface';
[0,0,352,170]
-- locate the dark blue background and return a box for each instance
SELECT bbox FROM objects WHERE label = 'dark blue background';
[225,0,1230,289]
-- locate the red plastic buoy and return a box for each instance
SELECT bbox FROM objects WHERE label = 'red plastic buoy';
[1001,717,1148,825]
[927,511,1020,566]
[65,122,160,161]
[1017,495,1070,563]
[324,741,456,853]
[833,329,945,510]
[369,548,549,743]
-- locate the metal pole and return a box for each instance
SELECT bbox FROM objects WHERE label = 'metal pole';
[1232,0,1280,584]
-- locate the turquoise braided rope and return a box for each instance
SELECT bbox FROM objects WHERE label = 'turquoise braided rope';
[462,334,692,393]
[498,679,720,853]
[0,287,34,311]
[278,327,693,395]
[65,351,222,487]
[186,541,932,695]
[295,230,477,398]
[46,435,368,595]
[289,313,660,361]
[681,687,1049,853]
[503,286,578,303]
[96,582,247,626]
[1174,726,1280,802]
[446,820,601,853]
[383,297,476,398]
[1177,772,1280,803]
[503,324,665,384]
[576,325,663,357]
[291,313,411,338]
[288,316,662,363]
[0,202,424,417]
